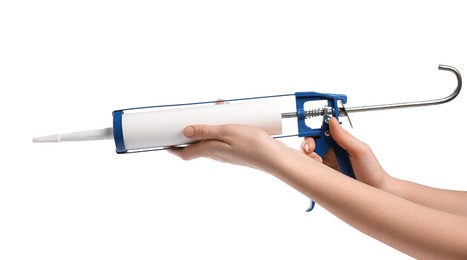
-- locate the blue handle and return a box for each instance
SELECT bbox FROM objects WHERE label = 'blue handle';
[294,92,355,212]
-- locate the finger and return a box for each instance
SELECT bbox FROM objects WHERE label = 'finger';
[167,144,200,160]
[215,99,229,105]
[301,137,316,154]
[167,146,191,159]
[322,148,340,171]
[301,138,323,163]
[328,117,369,156]
[167,140,220,161]
[309,152,323,163]
[184,124,224,141]
[170,124,230,160]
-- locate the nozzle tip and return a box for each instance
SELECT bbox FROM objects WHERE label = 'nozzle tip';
[32,134,60,143]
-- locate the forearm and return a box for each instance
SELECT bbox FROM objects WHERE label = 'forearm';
[383,176,467,216]
[266,147,467,259]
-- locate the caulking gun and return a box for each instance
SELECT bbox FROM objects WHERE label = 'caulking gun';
[33,64,462,211]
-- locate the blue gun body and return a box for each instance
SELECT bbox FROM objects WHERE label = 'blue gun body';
[294,92,356,211]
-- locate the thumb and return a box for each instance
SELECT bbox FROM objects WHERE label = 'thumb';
[329,117,367,156]
[183,124,223,141]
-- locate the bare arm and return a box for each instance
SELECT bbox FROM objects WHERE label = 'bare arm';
[270,145,467,259]
[384,176,467,216]
[170,123,467,259]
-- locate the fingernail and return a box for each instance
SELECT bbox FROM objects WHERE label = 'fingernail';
[302,142,310,153]
[185,126,195,137]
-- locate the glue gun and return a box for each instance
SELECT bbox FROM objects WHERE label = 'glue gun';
[33,65,462,211]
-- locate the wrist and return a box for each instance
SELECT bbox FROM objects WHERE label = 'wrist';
[378,173,399,195]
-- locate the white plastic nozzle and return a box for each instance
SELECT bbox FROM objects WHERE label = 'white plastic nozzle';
[32,127,114,143]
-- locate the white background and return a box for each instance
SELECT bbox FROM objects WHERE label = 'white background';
[1,1,466,259]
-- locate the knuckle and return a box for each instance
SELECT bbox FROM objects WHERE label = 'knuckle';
[355,141,373,156]
[198,126,212,140]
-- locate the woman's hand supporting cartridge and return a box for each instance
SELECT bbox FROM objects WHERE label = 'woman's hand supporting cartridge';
[169,119,467,259]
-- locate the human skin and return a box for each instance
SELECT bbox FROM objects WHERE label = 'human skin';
[169,118,467,259]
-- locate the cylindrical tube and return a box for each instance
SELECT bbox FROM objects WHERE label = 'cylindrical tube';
[112,99,283,153]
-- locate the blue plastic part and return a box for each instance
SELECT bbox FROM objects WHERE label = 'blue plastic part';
[295,91,346,138]
[112,110,127,154]
[294,92,356,212]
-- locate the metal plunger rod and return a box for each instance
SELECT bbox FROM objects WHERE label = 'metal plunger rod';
[282,64,462,119]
